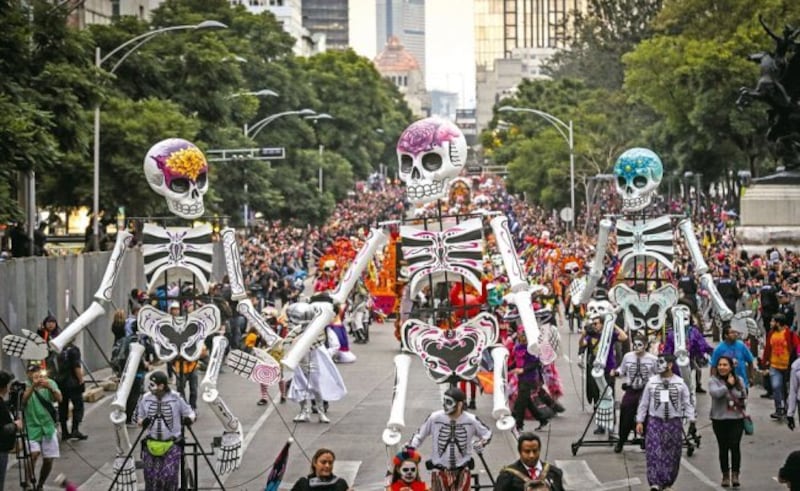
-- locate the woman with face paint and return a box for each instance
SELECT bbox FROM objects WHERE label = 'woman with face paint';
[610,335,658,453]
[290,448,350,491]
[635,354,695,491]
[708,356,747,488]
[135,371,195,491]
[387,448,429,491]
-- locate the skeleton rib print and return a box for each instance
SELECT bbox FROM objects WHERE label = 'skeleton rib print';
[401,218,484,296]
[142,223,213,293]
[616,215,674,271]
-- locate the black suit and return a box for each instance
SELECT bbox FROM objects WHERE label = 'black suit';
[493,459,564,491]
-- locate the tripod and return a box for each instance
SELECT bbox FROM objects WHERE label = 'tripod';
[570,378,626,455]
[108,407,226,490]
[10,383,37,490]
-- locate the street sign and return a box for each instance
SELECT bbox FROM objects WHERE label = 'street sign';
[206,147,285,162]
[560,206,574,223]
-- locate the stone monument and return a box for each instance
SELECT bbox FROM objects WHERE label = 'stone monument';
[736,16,800,251]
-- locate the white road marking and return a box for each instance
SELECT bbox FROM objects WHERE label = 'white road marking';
[680,457,718,489]
[334,460,361,487]
[555,460,640,491]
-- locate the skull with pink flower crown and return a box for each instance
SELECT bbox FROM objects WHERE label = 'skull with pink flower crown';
[143,138,209,219]
[397,117,468,204]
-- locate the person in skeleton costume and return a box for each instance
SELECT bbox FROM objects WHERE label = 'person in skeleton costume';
[347,280,372,344]
[284,301,346,423]
[387,448,429,491]
[635,354,695,491]
[610,334,658,453]
[577,148,734,444]
[135,371,195,491]
[406,388,492,491]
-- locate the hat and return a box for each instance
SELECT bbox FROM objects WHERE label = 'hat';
[168,301,180,310]
[150,371,168,386]
[444,387,466,402]
[393,448,422,467]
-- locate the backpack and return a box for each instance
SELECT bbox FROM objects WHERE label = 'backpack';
[111,335,137,375]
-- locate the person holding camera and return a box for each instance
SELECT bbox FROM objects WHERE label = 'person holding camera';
[0,372,22,491]
[493,432,564,491]
[135,371,195,490]
[23,362,63,490]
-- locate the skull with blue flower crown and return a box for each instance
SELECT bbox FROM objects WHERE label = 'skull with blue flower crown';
[613,148,663,212]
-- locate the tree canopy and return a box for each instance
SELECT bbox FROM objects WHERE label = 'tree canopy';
[0,0,411,227]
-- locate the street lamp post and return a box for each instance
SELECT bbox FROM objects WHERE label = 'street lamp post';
[498,106,575,230]
[305,114,334,193]
[228,89,279,99]
[92,20,226,251]
[244,108,316,139]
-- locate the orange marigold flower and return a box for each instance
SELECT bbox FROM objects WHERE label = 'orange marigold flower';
[165,147,207,180]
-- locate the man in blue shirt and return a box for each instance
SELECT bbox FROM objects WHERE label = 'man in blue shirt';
[710,324,755,388]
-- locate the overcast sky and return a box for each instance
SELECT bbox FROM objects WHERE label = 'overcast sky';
[349,0,476,108]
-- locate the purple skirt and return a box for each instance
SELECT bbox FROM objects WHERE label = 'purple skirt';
[645,417,683,487]
[142,443,182,491]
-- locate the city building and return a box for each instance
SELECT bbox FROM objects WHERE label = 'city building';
[376,0,425,81]
[230,0,325,56]
[373,36,430,118]
[474,0,588,132]
[66,0,113,28]
[455,109,478,147]
[112,0,162,20]
[430,90,459,121]
[302,0,349,50]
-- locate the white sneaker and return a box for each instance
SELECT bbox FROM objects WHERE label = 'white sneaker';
[318,411,330,424]
[293,409,310,423]
[336,351,357,363]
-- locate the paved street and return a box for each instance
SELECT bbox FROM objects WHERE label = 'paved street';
[5,319,797,490]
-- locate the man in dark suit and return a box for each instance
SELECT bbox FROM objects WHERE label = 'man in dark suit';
[494,433,564,491]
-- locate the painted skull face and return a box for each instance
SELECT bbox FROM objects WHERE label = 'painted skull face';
[613,148,663,212]
[633,339,646,352]
[442,394,458,414]
[399,461,418,483]
[397,117,468,204]
[587,299,613,319]
[144,138,209,219]
[656,356,669,373]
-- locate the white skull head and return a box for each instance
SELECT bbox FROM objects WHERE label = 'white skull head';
[613,147,663,212]
[587,299,614,319]
[442,394,458,414]
[144,139,209,219]
[397,117,468,204]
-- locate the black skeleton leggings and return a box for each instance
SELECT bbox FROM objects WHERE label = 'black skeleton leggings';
[712,418,744,473]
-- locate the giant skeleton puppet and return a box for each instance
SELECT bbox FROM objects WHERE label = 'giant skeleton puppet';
[576,147,734,432]
[1,139,264,489]
[382,118,554,477]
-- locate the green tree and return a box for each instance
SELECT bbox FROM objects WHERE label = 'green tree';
[623,0,800,179]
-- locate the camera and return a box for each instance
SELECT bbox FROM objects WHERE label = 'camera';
[7,380,27,415]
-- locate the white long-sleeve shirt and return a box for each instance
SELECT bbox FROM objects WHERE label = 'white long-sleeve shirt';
[635,373,694,423]
[408,410,492,469]
[616,352,658,390]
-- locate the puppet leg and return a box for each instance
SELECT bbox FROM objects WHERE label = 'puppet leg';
[109,343,142,491]
[330,227,388,305]
[491,347,515,431]
[591,314,617,432]
[383,354,412,445]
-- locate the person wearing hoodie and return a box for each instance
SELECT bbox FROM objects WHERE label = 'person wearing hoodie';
[760,313,800,420]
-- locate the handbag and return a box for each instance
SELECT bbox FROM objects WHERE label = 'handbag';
[32,389,58,423]
[742,414,754,435]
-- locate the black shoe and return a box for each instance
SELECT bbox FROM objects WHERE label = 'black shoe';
[257,398,268,406]
[771,411,785,420]
[593,427,606,435]
[535,420,549,430]
[761,392,773,399]
[70,430,88,441]
[467,400,476,410]
[695,387,707,394]
[553,402,565,413]
[280,396,287,404]
[614,441,624,453]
